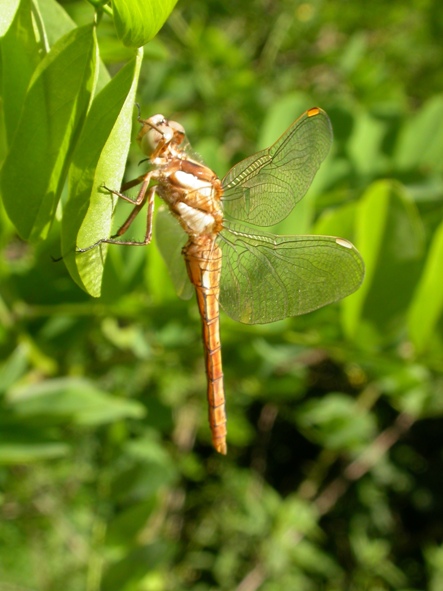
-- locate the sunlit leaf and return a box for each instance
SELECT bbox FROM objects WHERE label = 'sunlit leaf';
[343,180,388,338]
[0,0,48,143]
[314,200,359,240]
[62,49,143,297]
[343,180,424,339]
[36,0,111,89]
[394,96,443,172]
[113,0,179,47]
[408,220,443,353]
[347,109,389,177]
[0,0,20,36]
[1,24,98,241]
[36,0,77,45]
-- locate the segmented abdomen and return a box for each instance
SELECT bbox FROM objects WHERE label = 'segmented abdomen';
[183,239,226,454]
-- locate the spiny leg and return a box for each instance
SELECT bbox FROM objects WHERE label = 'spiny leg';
[108,183,156,245]
[77,176,157,252]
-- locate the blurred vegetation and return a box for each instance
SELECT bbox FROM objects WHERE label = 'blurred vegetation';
[1,0,443,590]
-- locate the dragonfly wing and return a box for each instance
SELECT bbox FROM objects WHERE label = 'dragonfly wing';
[221,108,332,227]
[155,206,194,300]
[219,223,365,324]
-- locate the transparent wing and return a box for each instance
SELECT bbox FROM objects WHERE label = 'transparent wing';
[221,108,332,227]
[218,222,365,324]
[155,207,194,300]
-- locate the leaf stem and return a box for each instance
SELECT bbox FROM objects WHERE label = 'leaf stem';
[87,0,113,18]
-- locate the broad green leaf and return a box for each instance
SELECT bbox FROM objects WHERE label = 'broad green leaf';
[314,200,359,240]
[62,49,143,297]
[113,0,179,47]
[343,180,424,339]
[1,0,48,143]
[9,377,146,425]
[0,345,29,394]
[1,24,98,241]
[347,109,389,177]
[0,0,20,37]
[394,96,443,172]
[36,0,111,91]
[341,180,390,337]
[0,441,69,464]
[408,220,443,353]
[36,0,77,45]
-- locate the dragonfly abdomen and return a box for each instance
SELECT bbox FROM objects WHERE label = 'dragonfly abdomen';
[183,239,227,454]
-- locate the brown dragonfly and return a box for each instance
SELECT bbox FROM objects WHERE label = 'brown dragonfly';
[82,107,364,454]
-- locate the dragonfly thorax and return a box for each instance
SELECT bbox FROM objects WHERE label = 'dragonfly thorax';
[159,165,224,239]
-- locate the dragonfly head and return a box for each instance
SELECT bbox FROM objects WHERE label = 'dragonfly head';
[137,114,186,157]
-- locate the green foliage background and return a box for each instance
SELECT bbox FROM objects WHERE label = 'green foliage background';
[1,0,443,590]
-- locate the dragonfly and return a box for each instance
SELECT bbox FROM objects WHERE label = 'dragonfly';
[81,107,364,454]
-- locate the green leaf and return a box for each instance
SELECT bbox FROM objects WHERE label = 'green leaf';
[36,0,77,45]
[0,441,69,464]
[394,96,443,172]
[408,220,443,354]
[36,0,111,90]
[113,0,179,47]
[296,393,376,452]
[342,180,424,339]
[340,180,390,337]
[0,0,20,37]
[0,345,29,394]
[111,440,178,501]
[62,49,143,297]
[102,543,173,591]
[9,377,146,426]
[107,499,158,545]
[347,109,389,177]
[314,200,359,240]
[1,0,48,143]
[1,24,98,241]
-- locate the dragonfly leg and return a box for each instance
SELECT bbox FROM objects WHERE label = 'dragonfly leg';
[108,183,156,245]
[76,183,157,252]
[102,170,154,205]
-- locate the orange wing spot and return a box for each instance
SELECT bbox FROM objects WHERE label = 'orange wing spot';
[307,106,320,117]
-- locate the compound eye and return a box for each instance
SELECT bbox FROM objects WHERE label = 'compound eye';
[169,120,185,136]
[137,114,173,156]
[167,120,185,146]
